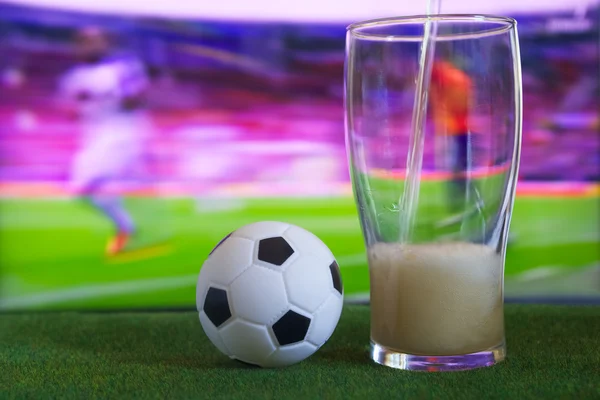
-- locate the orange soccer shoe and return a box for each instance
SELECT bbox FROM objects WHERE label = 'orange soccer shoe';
[105,232,131,256]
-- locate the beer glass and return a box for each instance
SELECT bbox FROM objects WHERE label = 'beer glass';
[344,15,522,371]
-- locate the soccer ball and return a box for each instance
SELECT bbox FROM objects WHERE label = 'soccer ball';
[196,221,344,368]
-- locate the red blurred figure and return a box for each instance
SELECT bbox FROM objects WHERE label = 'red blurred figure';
[430,60,473,211]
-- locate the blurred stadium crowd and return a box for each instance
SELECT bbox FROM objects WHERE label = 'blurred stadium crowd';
[0,3,597,197]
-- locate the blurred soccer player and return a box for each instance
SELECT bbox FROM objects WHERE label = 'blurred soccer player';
[430,60,473,212]
[430,60,514,245]
[59,27,150,256]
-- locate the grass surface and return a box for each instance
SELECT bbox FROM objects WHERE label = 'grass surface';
[0,182,598,310]
[1,305,599,399]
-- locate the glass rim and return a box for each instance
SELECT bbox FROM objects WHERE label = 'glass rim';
[347,14,517,41]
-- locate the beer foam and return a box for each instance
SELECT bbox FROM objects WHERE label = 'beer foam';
[369,241,504,356]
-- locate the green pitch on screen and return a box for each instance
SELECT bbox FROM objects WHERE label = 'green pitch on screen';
[0,181,598,310]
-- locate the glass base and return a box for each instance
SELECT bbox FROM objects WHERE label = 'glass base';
[370,341,506,371]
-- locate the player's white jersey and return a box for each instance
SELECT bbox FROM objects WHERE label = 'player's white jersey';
[61,55,150,191]
[60,55,148,136]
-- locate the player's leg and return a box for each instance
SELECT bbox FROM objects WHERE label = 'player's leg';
[448,133,469,212]
[436,133,470,231]
[89,193,135,255]
[75,176,136,255]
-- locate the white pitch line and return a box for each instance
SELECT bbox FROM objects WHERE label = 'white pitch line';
[513,266,568,282]
[10,259,593,310]
[0,255,369,310]
[337,253,367,268]
[0,255,370,310]
[0,274,198,310]
[344,293,370,303]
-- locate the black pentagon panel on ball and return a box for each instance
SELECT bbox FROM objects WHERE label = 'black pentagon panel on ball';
[329,260,343,295]
[257,237,294,266]
[272,310,311,346]
[203,287,232,328]
[209,232,234,255]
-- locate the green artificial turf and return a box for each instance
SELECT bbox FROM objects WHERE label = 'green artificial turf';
[1,305,599,399]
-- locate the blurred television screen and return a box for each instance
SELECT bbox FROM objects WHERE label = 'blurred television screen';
[0,0,598,310]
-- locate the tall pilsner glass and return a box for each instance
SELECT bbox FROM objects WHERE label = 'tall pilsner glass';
[344,15,522,371]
